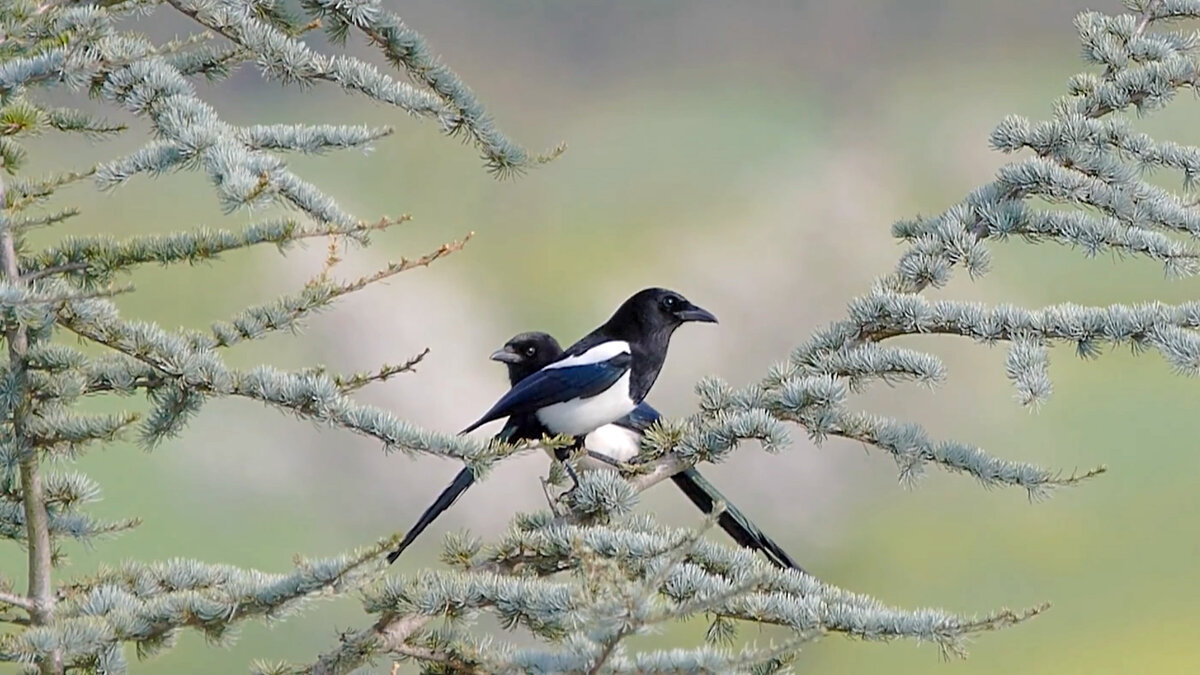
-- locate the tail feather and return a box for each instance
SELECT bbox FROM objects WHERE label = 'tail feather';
[670,468,806,574]
[386,467,476,564]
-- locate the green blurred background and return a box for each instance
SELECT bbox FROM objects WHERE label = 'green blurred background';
[5,1,1200,672]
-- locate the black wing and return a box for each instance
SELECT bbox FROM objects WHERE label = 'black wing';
[461,352,632,434]
[613,402,661,433]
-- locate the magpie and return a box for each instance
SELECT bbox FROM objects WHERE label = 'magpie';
[385,332,557,564]
[388,331,806,573]
[460,288,717,437]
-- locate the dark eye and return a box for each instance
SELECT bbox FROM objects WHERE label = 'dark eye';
[662,295,678,310]
[524,346,536,357]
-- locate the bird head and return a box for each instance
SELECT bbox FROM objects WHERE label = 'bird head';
[605,288,718,340]
[490,331,564,384]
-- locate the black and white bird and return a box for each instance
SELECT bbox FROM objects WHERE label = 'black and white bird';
[386,332,558,564]
[460,288,717,437]
[388,331,806,574]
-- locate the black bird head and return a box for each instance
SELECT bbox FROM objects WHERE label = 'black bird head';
[489,331,564,384]
[601,288,718,343]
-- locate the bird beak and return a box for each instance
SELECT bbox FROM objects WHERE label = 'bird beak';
[489,348,523,363]
[677,303,718,324]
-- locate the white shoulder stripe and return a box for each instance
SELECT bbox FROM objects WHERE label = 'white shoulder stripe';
[544,340,630,369]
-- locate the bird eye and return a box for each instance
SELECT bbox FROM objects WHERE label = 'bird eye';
[525,346,536,357]
[662,296,678,310]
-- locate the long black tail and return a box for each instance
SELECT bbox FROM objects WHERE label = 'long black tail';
[670,468,806,574]
[387,467,475,564]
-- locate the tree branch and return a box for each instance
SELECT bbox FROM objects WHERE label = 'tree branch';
[623,454,690,493]
[1134,0,1162,35]
[334,348,430,394]
[0,588,34,612]
[0,175,61,674]
[207,231,470,350]
[306,612,435,675]
[162,0,444,116]
[19,262,89,283]
[388,643,489,675]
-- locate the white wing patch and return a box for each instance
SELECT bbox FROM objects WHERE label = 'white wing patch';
[536,371,634,436]
[544,340,630,369]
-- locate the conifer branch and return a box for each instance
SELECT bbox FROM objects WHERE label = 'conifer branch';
[3,170,96,214]
[0,588,34,612]
[9,536,401,669]
[387,644,488,674]
[296,0,565,175]
[53,295,546,468]
[43,108,125,137]
[162,16,324,80]
[238,123,393,154]
[0,502,141,542]
[0,471,102,512]
[585,511,719,675]
[19,262,88,283]
[299,507,1044,673]
[23,216,410,287]
[0,174,60,674]
[162,0,444,116]
[207,231,469,349]
[332,349,430,394]
[0,208,80,234]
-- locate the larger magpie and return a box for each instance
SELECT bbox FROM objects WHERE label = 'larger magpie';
[460,288,717,437]
[388,331,806,573]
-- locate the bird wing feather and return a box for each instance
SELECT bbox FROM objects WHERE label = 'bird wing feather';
[613,402,661,432]
[461,352,632,434]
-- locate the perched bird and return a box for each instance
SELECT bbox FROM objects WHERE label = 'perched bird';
[389,332,806,574]
[386,332,561,564]
[460,288,717,437]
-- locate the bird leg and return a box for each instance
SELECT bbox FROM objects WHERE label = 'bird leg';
[553,444,583,492]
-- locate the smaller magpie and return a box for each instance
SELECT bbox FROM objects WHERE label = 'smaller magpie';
[460,288,717,438]
[385,332,557,564]
[388,332,806,574]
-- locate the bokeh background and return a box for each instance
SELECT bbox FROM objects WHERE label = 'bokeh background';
[5,0,1200,672]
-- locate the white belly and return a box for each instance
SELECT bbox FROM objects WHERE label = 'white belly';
[582,424,642,467]
[535,371,634,436]
[542,422,643,472]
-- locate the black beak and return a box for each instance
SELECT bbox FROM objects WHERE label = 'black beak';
[489,348,523,364]
[676,303,718,324]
